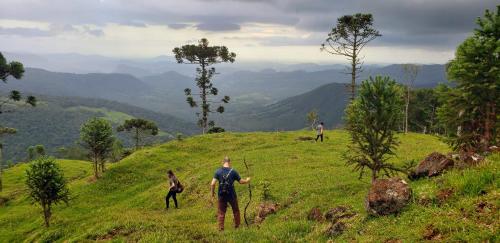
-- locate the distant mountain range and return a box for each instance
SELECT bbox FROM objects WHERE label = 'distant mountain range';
[220,82,350,131]
[0,58,452,162]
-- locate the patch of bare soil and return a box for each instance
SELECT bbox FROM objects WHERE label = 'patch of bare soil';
[296,136,314,141]
[422,224,442,241]
[307,207,323,222]
[323,205,357,238]
[436,188,454,205]
[255,202,279,224]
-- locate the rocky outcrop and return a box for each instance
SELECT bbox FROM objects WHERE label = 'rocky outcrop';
[411,152,454,179]
[366,178,412,216]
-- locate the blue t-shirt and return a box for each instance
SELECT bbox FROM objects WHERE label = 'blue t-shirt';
[213,167,241,198]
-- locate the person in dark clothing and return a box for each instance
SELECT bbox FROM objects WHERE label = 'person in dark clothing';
[316,122,324,142]
[166,170,179,209]
[210,156,251,231]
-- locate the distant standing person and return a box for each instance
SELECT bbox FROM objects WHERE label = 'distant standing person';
[166,170,179,209]
[316,122,324,142]
[210,156,251,231]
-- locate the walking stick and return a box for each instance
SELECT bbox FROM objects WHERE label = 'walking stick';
[243,157,252,227]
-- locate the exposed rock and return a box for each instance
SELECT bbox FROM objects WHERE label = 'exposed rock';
[255,202,279,224]
[325,221,346,237]
[307,207,323,222]
[458,151,484,165]
[366,178,412,216]
[413,152,454,179]
[324,205,356,223]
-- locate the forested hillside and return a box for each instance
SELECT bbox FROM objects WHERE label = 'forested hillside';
[0,95,196,162]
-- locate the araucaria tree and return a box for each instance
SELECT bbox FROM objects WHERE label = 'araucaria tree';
[173,38,235,134]
[0,52,36,113]
[117,118,159,150]
[26,156,69,227]
[321,14,381,100]
[80,118,115,178]
[443,6,499,153]
[345,76,404,182]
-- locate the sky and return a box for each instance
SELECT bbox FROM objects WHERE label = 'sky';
[0,0,497,64]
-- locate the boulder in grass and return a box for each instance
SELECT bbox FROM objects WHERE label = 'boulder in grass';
[366,178,412,216]
[412,152,454,179]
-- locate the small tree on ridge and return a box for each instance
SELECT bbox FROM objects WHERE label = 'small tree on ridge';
[344,76,404,182]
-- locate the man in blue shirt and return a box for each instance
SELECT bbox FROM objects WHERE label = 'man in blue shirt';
[210,156,251,231]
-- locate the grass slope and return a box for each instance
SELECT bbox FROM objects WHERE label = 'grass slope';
[0,131,498,242]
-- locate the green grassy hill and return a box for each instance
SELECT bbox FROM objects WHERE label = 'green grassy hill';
[0,131,498,242]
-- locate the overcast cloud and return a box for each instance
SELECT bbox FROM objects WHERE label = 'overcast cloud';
[0,0,497,63]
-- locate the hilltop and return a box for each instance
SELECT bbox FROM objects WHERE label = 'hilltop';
[0,131,498,242]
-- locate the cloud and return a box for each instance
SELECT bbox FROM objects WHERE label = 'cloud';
[195,22,241,31]
[0,24,105,37]
[0,27,53,37]
[167,23,191,29]
[0,0,497,50]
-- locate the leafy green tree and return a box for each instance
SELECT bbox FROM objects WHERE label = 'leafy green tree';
[306,109,319,131]
[207,126,225,134]
[0,127,16,192]
[56,145,88,161]
[116,118,158,150]
[444,6,499,152]
[407,88,440,134]
[0,52,36,113]
[27,144,46,161]
[321,14,381,100]
[80,118,115,178]
[27,146,35,161]
[344,76,404,182]
[401,64,420,133]
[108,140,124,162]
[173,38,235,134]
[25,156,69,227]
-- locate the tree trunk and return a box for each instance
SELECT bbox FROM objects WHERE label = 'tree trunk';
[43,203,51,227]
[350,55,357,100]
[201,61,208,134]
[481,102,495,151]
[371,169,377,183]
[135,128,140,150]
[350,34,358,101]
[405,86,410,133]
[100,158,106,173]
[93,155,99,179]
[0,147,3,192]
